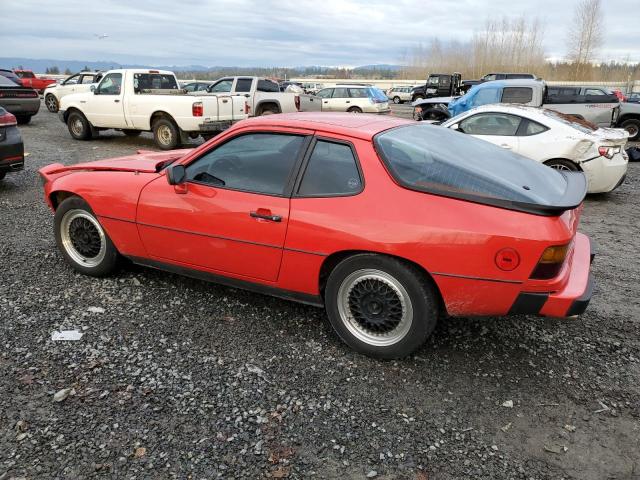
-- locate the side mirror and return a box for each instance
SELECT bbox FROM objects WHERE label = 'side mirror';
[166,164,186,185]
[90,85,96,93]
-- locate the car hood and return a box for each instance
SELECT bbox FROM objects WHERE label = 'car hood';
[40,149,191,177]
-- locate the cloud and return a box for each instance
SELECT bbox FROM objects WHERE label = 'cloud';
[1,0,638,66]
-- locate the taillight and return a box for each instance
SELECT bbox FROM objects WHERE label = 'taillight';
[294,95,301,111]
[192,102,203,117]
[245,102,250,115]
[0,111,17,127]
[598,146,614,159]
[530,244,570,279]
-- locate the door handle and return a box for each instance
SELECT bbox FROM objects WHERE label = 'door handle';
[500,144,512,149]
[323,101,328,104]
[250,211,282,222]
[346,101,350,103]
[114,99,120,103]
[222,99,228,103]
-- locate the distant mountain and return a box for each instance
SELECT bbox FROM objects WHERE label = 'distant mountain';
[354,64,405,71]
[0,57,213,73]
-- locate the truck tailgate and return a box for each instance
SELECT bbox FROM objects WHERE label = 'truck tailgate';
[299,94,322,112]
[200,95,246,121]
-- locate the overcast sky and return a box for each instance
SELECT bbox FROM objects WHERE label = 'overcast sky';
[1,0,638,67]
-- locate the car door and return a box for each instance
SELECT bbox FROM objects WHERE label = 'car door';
[328,88,350,111]
[514,118,551,161]
[458,112,522,151]
[84,72,126,127]
[316,88,334,111]
[136,130,311,282]
[58,73,81,97]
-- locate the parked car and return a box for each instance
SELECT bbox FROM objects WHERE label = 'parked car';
[204,76,321,116]
[0,69,23,85]
[0,75,40,124]
[58,69,248,149]
[413,80,640,140]
[411,73,463,102]
[387,86,413,104]
[39,113,594,359]
[315,86,390,113]
[182,81,213,93]
[13,69,57,93]
[461,72,537,92]
[301,82,325,95]
[43,71,104,113]
[442,105,628,193]
[0,106,24,181]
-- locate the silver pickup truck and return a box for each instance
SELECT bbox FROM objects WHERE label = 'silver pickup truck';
[197,76,322,117]
[414,79,640,141]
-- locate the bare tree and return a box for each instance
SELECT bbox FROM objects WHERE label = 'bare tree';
[567,0,604,79]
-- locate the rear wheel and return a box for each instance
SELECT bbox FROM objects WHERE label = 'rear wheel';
[259,107,279,116]
[393,96,401,104]
[45,94,59,113]
[54,197,120,277]
[0,171,6,181]
[152,117,180,150]
[545,159,579,171]
[67,111,92,140]
[621,118,640,141]
[123,129,142,137]
[347,106,363,113]
[324,254,439,359]
[16,115,31,125]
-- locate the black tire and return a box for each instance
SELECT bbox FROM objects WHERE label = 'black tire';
[0,171,6,181]
[152,117,180,150]
[123,129,142,137]
[54,196,120,277]
[45,94,59,113]
[621,118,640,141]
[544,159,579,172]
[324,254,439,359]
[67,111,92,140]
[393,96,401,104]
[259,107,279,116]
[347,106,363,113]
[413,95,425,102]
[16,115,31,125]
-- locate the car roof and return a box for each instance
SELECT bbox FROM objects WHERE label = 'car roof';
[479,79,543,88]
[236,112,413,140]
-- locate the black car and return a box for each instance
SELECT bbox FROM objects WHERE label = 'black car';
[0,75,40,124]
[0,106,24,181]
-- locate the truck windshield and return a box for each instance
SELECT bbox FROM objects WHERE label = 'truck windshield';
[133,73,178,92]
[374,124,571,212]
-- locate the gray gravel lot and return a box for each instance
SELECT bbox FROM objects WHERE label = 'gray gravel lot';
[1,103,639,479]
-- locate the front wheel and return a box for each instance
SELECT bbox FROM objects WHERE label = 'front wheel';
[324,254,439,359]
[393,96,401,104]
[67,111,92,140]
[152,117,181,150]
[545,159,579,171]
[45,94,59,113]
[54,197,120,277]
[621,119,640,141]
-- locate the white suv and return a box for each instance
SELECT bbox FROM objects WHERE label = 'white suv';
[387,86,413,104]
[316,86,390,114]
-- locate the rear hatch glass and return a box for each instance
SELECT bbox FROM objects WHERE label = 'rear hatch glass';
[374,124,586,215]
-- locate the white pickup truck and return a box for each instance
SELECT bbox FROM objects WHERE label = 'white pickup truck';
[59,69,248,149]
[201,76,322,116]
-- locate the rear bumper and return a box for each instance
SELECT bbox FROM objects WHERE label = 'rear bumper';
[509,233,595,317]
[0,126,24,172]
[0,97,40,116]
[197,120,234,132]
[582,153,628,193]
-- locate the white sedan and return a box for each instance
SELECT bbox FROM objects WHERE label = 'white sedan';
[442,104,629,193]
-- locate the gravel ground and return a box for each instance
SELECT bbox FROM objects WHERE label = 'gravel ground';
[1,103,639,479]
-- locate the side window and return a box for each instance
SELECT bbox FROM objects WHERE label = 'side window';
[80,75,95,84]
[520,119,548,136]
[471,88,501,106]
[64,74,80,85]
[186,133,305,196]
[210,79,233,93]
[501,87,533,104]
[585,88,605,96]
[298,140,362,196]
[348,88,368,98]
[235,78,253,92]
[96,73,122,95]
[459,113,521,136]
[332,88,349,98]
[483,74,497,81]
[316,88,333,98]
[183,83,196,92]
[257,80,280,92]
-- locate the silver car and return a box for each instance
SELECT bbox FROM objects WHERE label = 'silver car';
[387,86,413,104]
[316,86,390,114]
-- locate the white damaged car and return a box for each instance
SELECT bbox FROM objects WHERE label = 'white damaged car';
[442,104,628,193]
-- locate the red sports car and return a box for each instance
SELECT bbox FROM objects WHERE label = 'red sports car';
[39,113,595,358]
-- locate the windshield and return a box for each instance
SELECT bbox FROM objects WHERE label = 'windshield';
[542,109,597,134]
[374,124,571,212]
[0,76,21,87]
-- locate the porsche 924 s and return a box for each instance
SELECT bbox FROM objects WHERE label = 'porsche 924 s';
[39,113,595,358]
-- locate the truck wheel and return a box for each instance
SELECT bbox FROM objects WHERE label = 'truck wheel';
[324,253,439,359]
[123,129,142,137]
[45,94,59,113]
[545,159,579,171]
[621,119,640,141]
[55,196,120,277]
[152,117,180,150]
[260,108,278,116]
[393,96,401,104]
[16,115,31,125]
[413,95,425,102]
[67,111,92,140]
